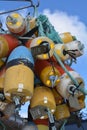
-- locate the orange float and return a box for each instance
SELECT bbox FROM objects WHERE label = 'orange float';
[0,34,19,58]
[4,46,34,103]
[34,59,60,87]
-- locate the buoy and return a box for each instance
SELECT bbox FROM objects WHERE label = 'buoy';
[7,46,34,64]
[29,36,55,59]
[59,32,76,43]
[69,94,85,112]
[30,86,56,119]
[0,66,5,91]
[49,57,85,100]
[65,40,84,57]
[6,12,26,36]
[4,46,34,103]
[27,17,36,31]
[0,59,5,68]
[34,119,49,130]
[47,57,73,75]
[0,34,19,58]
[54,43,69,61]
[0,66,13,116]
[52,88,63,105]
[34,59,60,87]
[54,104,70,120]
[56,66,85,99]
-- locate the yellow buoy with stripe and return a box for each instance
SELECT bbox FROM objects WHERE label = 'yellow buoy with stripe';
[4,46,34,103]
[4,64,34,103]
[34,59,60,87]
[30,86,56,119]
[59,32,76,43]
[30,36,55,60]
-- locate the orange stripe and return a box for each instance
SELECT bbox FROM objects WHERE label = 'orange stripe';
[4,34,19,55]
[34,119,49,126]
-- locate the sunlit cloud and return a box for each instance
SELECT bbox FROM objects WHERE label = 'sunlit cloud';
[43,9,87,53]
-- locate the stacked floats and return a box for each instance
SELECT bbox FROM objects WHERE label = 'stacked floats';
[0,12,85,126]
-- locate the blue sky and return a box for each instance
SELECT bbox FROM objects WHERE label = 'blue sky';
[0,0,87,23]
[0,0,87,118]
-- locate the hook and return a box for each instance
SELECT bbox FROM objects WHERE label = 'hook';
[27,0,40,17]
[28,0,40,7]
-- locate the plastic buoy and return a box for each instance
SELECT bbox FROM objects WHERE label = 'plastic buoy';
[34,59,60,87]
[55,44,69,61]
[30,86,56,119]
[4,46,34,103]
[6,12,26,35]
[0,34,19,58]
[54,104,70,120]
[59,32,76,43]
[30,37,55,60]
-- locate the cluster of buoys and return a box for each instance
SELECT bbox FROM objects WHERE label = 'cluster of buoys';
[0,12,86,129]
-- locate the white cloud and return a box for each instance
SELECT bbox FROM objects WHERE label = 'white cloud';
[43,9,87,53]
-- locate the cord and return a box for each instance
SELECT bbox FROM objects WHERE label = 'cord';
[0,121,6,130]
[0,0,40,15]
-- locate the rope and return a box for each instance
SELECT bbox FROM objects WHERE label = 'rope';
[60,119,67,130]
[48,52,56,75]
[0,121,6,130]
